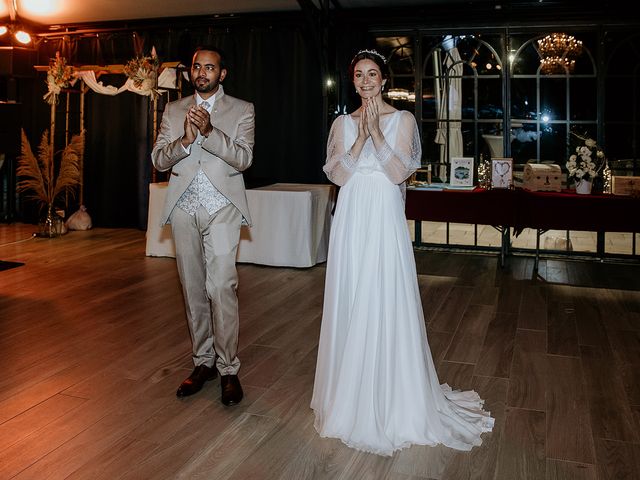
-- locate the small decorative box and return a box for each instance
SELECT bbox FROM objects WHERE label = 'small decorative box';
[612,176,640,196]
[523,163,562,192]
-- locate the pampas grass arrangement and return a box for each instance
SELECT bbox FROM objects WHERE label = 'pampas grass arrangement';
[17,129,84,235]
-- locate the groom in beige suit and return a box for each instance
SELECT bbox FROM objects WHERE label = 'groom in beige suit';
[151,45,254,406]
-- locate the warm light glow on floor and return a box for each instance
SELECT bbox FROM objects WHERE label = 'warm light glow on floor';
[18,0,60,16]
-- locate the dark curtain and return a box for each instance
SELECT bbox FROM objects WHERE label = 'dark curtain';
[30,20,324,229]
[84,82,152,228]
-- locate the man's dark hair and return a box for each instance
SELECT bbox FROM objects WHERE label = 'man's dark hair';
[194,45,227,70]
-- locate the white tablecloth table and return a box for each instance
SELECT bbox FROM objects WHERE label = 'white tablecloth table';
[146,182,335,268]
[146,182,176,258]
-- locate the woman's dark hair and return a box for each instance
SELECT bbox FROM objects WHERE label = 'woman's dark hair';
[348,49,389,82]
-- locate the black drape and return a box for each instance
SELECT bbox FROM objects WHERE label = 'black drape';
[29,21,324,229]
[84,82,152,228]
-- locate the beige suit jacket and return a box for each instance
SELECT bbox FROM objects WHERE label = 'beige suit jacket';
[151,88,255,225]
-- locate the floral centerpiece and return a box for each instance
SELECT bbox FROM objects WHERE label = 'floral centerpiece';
[43,53,75,105]
[566,133,605,193]
[124,53,160,99]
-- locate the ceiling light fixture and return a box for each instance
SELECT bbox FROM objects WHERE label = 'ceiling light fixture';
[386,88,409,100]
[537,33,583,74]
[0,22,33,44]
[0,0,35,45]
[385,88,416,103]
[14,28,31,44]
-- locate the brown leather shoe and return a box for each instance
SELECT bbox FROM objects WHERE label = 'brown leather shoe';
[176,365,217,398]
[220,375,243,406]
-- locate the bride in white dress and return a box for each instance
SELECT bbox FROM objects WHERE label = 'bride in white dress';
[311,49,494,456]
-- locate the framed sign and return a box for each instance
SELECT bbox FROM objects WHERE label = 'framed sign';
[450,157,474,187]
[491,158,513,189]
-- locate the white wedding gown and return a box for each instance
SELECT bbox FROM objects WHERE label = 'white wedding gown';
[311,110,494,456]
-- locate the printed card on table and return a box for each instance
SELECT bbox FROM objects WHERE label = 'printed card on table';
[491,158,513,189]
[450,157,474,187]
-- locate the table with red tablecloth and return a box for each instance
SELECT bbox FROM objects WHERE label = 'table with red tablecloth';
[405,187,518,265]
[405,187,640,267]
[518,190,640,232]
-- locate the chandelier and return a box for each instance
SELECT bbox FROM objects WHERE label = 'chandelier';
[385,88,416,102]
[537,33,583,74]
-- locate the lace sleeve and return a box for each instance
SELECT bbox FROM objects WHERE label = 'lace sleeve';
[375,111,422,184]
[323,116,356,186]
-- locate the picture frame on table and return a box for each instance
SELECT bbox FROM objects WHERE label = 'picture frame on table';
[450,157,474,187]
[491,157,513,189]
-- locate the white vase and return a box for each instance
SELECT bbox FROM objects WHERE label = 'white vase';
[575,179,593,195]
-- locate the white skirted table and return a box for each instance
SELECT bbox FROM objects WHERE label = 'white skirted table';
[146,182,336,268]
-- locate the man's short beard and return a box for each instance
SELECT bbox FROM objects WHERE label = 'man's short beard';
[196,84,215,93]
[194,80,218,93]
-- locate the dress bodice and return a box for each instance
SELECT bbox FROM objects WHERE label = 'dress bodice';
[343,111,401,175]
[323,108,421,188]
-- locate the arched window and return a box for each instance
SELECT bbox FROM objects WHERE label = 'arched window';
[510,32,597,166]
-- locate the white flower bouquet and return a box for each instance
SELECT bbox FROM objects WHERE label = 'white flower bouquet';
[566,134,605,183]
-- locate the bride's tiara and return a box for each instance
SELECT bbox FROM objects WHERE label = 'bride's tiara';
[353,49,387,64]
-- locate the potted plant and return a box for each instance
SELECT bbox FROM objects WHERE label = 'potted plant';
[566,133,605,194]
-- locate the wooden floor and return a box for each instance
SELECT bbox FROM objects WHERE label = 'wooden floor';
[1,223,640,480]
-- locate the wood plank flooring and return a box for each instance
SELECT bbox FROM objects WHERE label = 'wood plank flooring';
[1,223,639,479]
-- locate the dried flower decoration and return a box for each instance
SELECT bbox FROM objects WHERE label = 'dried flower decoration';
[124,53,161,99]
[43,53,75,105]
[17,129,84,210]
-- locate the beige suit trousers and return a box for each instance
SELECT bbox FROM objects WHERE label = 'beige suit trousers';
[170,203,242,376]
